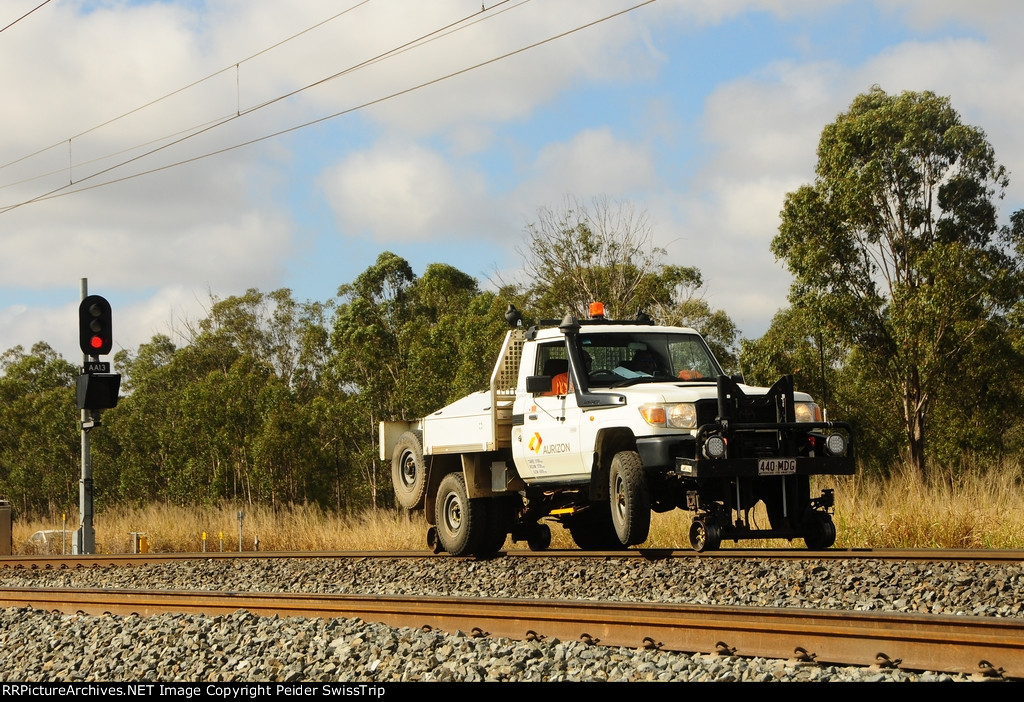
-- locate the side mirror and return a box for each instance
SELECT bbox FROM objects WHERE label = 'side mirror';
[525,375,553,394]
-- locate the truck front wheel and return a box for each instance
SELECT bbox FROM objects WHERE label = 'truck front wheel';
[609,451,650,546]
[392,431,427,510]
[435,472,487,556]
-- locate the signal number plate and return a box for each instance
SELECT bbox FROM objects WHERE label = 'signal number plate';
[758,458,797,475]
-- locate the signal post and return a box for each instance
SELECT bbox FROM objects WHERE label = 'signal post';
[75,279,120,555]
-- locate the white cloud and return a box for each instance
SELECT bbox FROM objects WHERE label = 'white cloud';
[318,140,493,242]
[512,128,658,211]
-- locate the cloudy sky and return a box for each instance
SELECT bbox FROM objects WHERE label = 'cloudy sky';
[2,0,1022,363]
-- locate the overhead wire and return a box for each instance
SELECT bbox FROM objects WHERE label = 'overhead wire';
[0,0,52,34]
[0,0,524,210]
[0,0,655,214]
[0,0,520,200]
[0,0,375,173]
[0,113,238,192]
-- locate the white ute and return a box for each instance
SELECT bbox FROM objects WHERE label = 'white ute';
[380,304,854,555]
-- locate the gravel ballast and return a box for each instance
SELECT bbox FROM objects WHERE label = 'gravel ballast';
[1,555,1020,682]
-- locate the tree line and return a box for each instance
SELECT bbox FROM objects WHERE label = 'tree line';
[2,87,1022,515]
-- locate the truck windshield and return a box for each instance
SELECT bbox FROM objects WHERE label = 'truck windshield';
[580,332,723,387]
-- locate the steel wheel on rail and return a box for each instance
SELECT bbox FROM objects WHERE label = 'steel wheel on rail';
[688,518,722,552]
[392,430,427,510]
[566,503,627,551]
[609,450,650,546]
[803,512,837,550]
[479,495,516,555]
[435,471,486,556]
[527,523,551,551]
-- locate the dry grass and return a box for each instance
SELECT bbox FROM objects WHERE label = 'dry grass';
[9,461,1024,554]
[832,461,1024,550]
[12,503,428,555]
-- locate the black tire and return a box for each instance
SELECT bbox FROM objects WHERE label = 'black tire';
[689,518,722,552]
[527,523,551,551]
[803,512,836,550]
[566,503,628,551]
[609,451,650,546]
[392,431,427,510]
[435,472,487,556]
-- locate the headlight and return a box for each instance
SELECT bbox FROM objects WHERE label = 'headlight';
[794,402,821,422]
[668,403,696,428]
[639,403,696,429]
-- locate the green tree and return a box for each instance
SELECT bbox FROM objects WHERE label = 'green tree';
[772,86,1023,475]
[0,343,79,513]
[740,306,903,473]
[101,289,339,507]
[515,196,739,368]
[330,254,508,506]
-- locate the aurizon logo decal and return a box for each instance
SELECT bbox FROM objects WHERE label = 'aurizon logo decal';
[528,432,543,454]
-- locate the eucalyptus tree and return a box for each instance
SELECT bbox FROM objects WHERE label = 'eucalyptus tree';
[772,87,1023,475]
[516,196,739,368]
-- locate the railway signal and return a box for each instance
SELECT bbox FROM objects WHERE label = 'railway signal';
[76,293,120,411]
[78,294,113,356]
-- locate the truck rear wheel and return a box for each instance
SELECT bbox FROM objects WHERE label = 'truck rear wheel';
[392,431,427,510]
[609,450,650,546]
[435,472,486,556]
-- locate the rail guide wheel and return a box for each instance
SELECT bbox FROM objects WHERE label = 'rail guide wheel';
[803,512,837,550]
[527,523,551,551]
[688,518,722,552]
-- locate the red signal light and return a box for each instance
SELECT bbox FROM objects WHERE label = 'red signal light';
[91,336,103,349]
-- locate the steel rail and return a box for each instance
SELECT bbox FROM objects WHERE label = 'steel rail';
[1,586,1020,679]
[2,548,1023,569]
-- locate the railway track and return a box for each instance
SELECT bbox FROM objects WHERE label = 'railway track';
[2,582,1022,679]
[2,549,1022,679]
[3,547,1023,569]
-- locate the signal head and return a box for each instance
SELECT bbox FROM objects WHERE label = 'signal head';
[79,295,113,356]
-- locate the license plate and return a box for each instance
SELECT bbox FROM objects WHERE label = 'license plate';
[758,458,797,475]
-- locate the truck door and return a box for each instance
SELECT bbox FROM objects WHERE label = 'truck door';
[512,342,587,481]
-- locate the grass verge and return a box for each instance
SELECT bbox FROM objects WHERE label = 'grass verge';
[9,461,1024,554]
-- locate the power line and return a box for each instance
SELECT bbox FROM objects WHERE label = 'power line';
[0,0,519,192]
[0,0,523,207]
[1,0,656,214]
[0,0,376,173]
[0,0,52,34]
